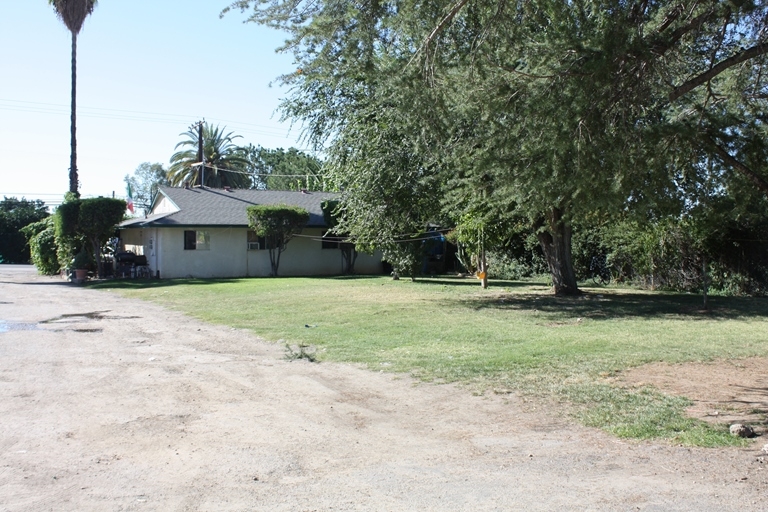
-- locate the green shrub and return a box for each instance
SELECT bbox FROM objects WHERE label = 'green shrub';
[22,217,59,275]
[55,196,126,277]
[247,204,309,276]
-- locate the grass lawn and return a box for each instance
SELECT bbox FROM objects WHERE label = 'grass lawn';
[93,275,768,446]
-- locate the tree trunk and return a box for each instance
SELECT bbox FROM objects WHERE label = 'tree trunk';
[69,31,79,195]
[702,254,709,310]
[341,243,357,274]
[478,249,488,289]
[268,247,279,276]
[90,237,102,278]
[537,208,580,296]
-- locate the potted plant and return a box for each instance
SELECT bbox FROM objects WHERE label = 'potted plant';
[71,248,90,281]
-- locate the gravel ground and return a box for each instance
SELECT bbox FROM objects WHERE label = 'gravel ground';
[1,264,767,511]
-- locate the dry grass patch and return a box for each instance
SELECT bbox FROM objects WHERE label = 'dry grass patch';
[618,357,768,430]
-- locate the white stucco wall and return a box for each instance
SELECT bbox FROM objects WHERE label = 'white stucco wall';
[121,227,382,279]
[255,228,382,277]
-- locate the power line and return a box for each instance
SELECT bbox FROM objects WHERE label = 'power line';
[0,98,309,146]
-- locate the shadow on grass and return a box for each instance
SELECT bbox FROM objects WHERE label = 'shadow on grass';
[327,274,391,281]
[91,274,393,289]
[90,274,395,290]
[88,277,245,290]
[89,274,546,290]
[91,275,768,321]
[454,291,768,320]
[413,276,550,288]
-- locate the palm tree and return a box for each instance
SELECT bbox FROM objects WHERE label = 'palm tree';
[168,123,252,188]
[49,0,97,195]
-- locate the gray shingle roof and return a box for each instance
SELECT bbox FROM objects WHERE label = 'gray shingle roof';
[121,187,338,228]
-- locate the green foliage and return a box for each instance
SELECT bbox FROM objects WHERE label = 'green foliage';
[168,123,251,188]
[55,197,126,277]
[0,197,49,264]
[77,198,126,242]
[284,343,318,362]
[320,200,339,229]
[247,204,309,239]
[568,196,768,296]
[228,0,768,296]
[321,199,359,274]
[52,193,81,270]
[383,238,424,281]
[54,199,80,238]
[124,162,168,214]
[486,251,547,281]
[79,198,126,277]
[324,98,443,277]
[244,145,325,191]
[71,246,91,270]
[448,211,515,279]
[247,204,309,276]
[21,217,59,274]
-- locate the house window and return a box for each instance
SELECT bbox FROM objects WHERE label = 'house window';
[184,230,210,250]
[247,230,271,250]
[321,230,339,250]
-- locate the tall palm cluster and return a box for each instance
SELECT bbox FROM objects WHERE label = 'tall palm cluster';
[168,123,252,189]
[49,0,97,195]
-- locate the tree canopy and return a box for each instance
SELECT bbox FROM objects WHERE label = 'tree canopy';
[228,0,768,294]
[124,162,169,214]
[21,217,59,275]
[247,204,309,276]
[168,123,251,188]
[0,197,49,264]
[243,145,325,191]
[56,197,126,277]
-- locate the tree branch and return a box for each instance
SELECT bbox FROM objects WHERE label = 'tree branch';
[650,9,714,56]
[670,42,768,101]
[408,0,470,67]
[705,135,768,197]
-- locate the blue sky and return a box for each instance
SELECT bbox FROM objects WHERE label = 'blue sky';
[0,1,304,206]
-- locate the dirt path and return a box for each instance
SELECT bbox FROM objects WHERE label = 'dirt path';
[1,265,766,511]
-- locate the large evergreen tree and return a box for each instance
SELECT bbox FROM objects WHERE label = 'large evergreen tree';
[228,0,768,295]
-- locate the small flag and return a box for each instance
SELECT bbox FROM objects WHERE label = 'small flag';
[126,184,135,214]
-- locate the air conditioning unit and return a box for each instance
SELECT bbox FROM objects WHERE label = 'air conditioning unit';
[248,242,260,251]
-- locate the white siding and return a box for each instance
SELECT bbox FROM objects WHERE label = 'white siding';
[142,226,382,279]
[152,195,179,214]
[155,227,247,279]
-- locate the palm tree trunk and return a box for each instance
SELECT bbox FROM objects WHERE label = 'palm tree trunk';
[69,30,79,195]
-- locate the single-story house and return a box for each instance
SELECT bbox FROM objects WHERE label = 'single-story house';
[119,186,382,278]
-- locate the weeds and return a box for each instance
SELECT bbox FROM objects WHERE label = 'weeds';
[285,343,318,362]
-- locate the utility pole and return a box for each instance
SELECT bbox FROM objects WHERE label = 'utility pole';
[196,120,205,187]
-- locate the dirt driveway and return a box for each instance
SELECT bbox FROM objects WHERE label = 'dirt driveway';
[1,265,766,511]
